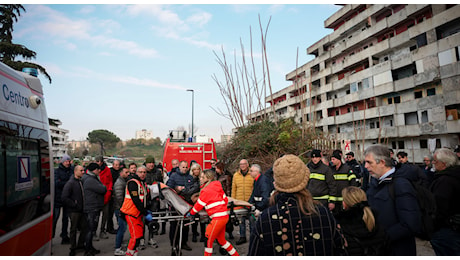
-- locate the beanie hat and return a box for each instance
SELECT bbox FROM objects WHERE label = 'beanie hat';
[311,149,322,158]
[273,154,310,193]
[60,154,71,163]
[332,151,342,160]
[87,163,100,171]
[346,151,354,157]
[145,156,155,164]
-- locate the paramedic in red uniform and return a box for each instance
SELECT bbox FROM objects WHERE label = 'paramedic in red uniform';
[120,166,150,256]
[187,169,239,256]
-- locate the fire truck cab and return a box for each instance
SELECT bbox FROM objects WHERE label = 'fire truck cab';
[162,130,217,172]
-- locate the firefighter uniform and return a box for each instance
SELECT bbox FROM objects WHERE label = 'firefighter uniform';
[330,163,358,215]
[306,160,338,206]
[120,175,148,255]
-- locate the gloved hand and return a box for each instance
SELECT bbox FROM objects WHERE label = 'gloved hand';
[145,213,153,222]
[185,212,192,218]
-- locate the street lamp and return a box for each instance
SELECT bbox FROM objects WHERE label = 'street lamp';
[187,89,194,142]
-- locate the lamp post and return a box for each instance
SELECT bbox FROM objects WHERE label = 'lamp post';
[187,89,194,141]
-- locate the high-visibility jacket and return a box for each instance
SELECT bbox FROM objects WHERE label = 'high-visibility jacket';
[307,161,338,203]
[190,181,228,219]
[120,178,147,217]
[330,163,358,202]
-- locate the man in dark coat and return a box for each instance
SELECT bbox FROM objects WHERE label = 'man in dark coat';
[62,165,87,256]
[82,163,107,256]
[429,148,460,256]
[365,145,421,255]
[248,164,274,216]
[53,154,74,244]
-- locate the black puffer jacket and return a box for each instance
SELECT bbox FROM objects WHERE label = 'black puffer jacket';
[335,205,390,255]
[430,165,460,230]
[54,163,74,207]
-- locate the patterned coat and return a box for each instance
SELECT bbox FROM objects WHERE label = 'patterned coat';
[248,193,346,256]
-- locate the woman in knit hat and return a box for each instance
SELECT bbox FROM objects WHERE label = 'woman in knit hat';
[247,154,346,256]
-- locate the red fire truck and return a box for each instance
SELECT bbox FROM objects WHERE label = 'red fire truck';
[162,130,217,172]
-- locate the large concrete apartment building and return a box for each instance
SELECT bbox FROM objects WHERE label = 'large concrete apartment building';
[248,4,460,163]
[49,118,69,161]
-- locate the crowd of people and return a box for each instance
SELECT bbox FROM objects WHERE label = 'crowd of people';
[53,144,460,256]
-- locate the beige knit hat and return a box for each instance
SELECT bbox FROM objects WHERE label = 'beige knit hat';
[273,154,310,193]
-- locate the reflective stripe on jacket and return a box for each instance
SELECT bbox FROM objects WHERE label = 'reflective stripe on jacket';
[120,178,146,217]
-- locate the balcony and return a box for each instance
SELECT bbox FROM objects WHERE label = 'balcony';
[311,67,332,83]
[331,19,388,59]
[373,81,394,96]
[397,124,421,137]
[420,120,448,135]
[394,76,415,92]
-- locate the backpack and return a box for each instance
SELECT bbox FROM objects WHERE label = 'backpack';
[388,176,437,240]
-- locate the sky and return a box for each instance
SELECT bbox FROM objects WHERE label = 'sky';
[13,3,342,142]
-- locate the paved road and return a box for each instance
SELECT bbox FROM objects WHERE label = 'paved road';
[51,213,435,256]
[51,213,249,256]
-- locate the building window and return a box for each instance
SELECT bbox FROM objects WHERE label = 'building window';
[350,82,358,93]
[362,77,370,89]
[398,141,405,149]
[388,97,393,104]
[389,119,393,127]
[370,122,375,129]
[420,139,428,148]
[414,90,423,99]
[427,88,436,96]
[421,111,428,123]
[436,139,441,148]
[392,141,397,149]
[394,96,401,103]
[335,110,339,116]
[405,112,419,125]
[347,107,351,113]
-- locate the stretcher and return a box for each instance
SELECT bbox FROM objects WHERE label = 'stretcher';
[147,182,255,255]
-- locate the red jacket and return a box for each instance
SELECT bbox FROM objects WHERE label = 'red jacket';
[190,181,228,219]
[99,164,113,205]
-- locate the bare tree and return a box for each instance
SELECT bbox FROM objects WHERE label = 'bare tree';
[212,15,277,129]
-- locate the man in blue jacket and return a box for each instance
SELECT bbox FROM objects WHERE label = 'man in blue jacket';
[166,160,194,253]
[248,164,274,216]
[365,144,421,256]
